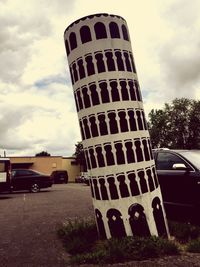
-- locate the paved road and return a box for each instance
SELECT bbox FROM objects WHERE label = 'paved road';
[0,184,93,267]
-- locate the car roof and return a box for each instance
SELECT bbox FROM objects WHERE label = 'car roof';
[154,149,200,170]
[12,169,35,171]
[52,170,67,172]
[0,158,10,161]
[153,149,199,153]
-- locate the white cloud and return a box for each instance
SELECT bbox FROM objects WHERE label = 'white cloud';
[0,0,199,156]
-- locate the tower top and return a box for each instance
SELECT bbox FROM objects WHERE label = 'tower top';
[64,13,126,34]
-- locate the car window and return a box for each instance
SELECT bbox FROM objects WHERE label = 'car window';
[25,170,35,176]
[179,151,200,170]
[156,152,188,170]
[14,170,34,176]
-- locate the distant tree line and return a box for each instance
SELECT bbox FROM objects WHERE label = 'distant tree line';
[73,141,87,171]
[35,151,51,157]
[148,98,200,149]
[73,98,200,171]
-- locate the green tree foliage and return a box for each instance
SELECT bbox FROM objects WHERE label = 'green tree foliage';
[148,98,200,149]
[35,151,51,157]
[73,142,87,171]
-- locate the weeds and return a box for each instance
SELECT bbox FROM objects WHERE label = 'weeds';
[57,218,98,254]
[69,236,178,265]
[168,221,200,243]
[186,239,200,253]
[58,219,180,264]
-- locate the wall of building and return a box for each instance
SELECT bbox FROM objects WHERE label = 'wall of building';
[62,157,80,182]
[10,156,80,182]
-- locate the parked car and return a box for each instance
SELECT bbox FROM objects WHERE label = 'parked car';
[153,149,200,216]
[50,170,68,184]
[82,175,89,186]
[75,172,89,185]
[75,175,83,183]
[81,172,89,185]
[11,169,53,193]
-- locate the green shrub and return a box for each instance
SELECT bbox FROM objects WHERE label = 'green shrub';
[58,219,180,265]
[95,237,134,263]
[152,236,179,255]
[57,219,98,254]
[70,236,179,264]
[124,236,178,259]
[186,238,200,253]
[168,221,200,242]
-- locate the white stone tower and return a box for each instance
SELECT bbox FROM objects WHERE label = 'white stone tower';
[64,13,169,239]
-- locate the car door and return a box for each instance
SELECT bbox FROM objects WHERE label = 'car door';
[12,170,34,190]
[155,151,195,207]
[12,170,25,190]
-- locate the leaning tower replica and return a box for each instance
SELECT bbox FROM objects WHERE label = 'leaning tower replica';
[64,13,169,239]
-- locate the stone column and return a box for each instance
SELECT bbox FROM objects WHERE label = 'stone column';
[64,13,169,239]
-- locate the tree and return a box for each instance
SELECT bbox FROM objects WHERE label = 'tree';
[148,98,200,149]
[188,100,200,149]
[73,142,87,171]
[148,109,170,148]
[35,151,51,157]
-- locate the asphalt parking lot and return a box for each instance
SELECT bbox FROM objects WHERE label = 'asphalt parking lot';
[0,183,93,267]
[1,183,200,267]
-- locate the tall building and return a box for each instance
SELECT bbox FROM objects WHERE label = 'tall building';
[64,13,169,239]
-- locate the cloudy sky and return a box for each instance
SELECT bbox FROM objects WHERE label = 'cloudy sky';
[0,0,199,157]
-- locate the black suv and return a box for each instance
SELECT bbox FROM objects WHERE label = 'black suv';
[153,149,200,219]
[50,170,68,184]
[11,169,53,193]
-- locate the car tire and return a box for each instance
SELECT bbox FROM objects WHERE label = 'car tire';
[30,183,40,193]
[9,186,13,194]
[85,180,89,186]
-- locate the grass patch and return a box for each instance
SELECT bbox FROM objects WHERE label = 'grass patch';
[57,218,98,254]
[168,221,200,243]
[70,236,178,264]
[58,219,179,264]
[186,239,200,253]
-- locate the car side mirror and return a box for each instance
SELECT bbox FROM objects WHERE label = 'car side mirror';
[172,163,189,171]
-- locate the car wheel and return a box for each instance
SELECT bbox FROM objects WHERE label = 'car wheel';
[30,183,40,193]
[85,180,89,186]
[9,186,13,194]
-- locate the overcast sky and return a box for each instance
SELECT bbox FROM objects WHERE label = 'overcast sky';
[0,0,199,157]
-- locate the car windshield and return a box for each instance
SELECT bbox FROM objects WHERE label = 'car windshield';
[178,151,200,170]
